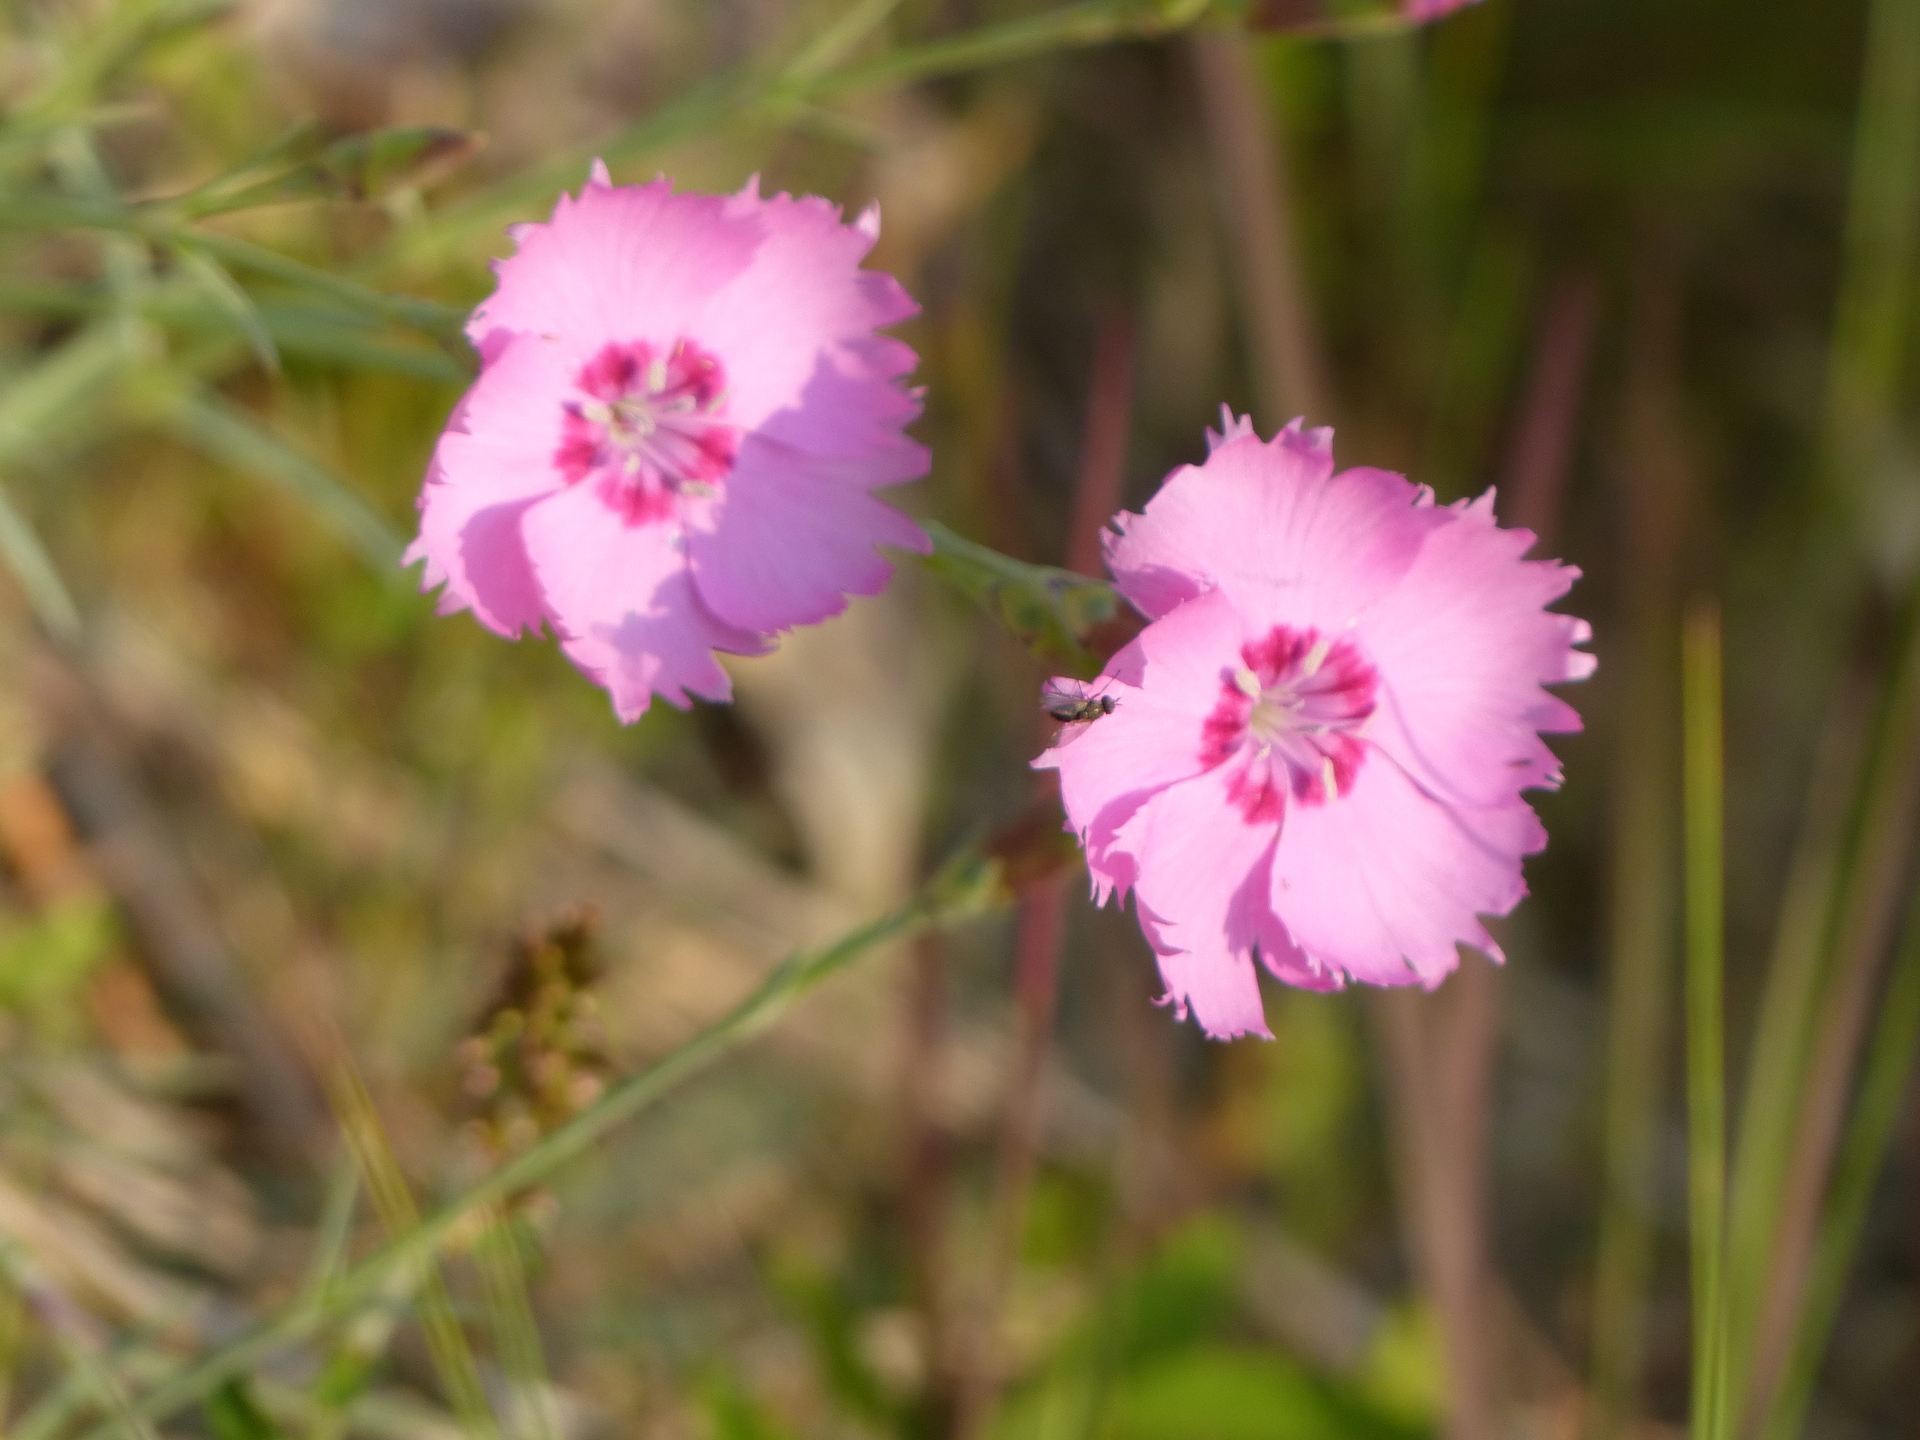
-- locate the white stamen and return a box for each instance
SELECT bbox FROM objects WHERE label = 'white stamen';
[647,356,668,394]
[1234,667,1262,699]
[1303,635,1334,676]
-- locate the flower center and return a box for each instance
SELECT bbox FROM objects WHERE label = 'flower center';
[1200,625,1378,822]
[555,340,739,526]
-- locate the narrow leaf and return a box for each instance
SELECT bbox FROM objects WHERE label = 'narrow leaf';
[203,1379,285,1440]
[1683,599,1730,1440]
[165,392,405,571]
[176,127,484,217]
[1761,888,1920,1439]
[70,847,1006,1440]
[0,485,81,643]
[172,245,280,373]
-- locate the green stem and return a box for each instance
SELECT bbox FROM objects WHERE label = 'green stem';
[69,850,1002,1440]
[1819,0,1920,492]
[373,0,1212,273]
[1682,600,1729,1440]
[1761,887,1920,1440]
[807,0,1209,98]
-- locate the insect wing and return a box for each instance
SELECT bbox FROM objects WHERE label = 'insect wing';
[1040,678,1092,722]
[1039,677,1117,743]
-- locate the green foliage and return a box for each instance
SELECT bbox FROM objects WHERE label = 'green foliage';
[176,125,485,218]
[1108,1219,1242,1369]
[700,1370,801,1440]
[921,521,1122,675]
[1102,1348,1423,1440]
[0,896,117,1026]
[999,1219,1433,1440]
[767,1253,901,1427]
[202,1379,287,1440]
[1352,1304,1444,1431]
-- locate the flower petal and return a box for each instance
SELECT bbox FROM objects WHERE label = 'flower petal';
[1118,762,1280,1040]
[408,336,580,636]
[685,435,930,633]
[520,483,768,720]
[691,186,923,444]
[469,180,758,358]
[1104,420,1443,626]
[1269,747,1543,987]
[1037,588,1249,903]
[1358,490,1593,807]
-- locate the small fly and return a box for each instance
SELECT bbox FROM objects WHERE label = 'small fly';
[1040,678,1118,740]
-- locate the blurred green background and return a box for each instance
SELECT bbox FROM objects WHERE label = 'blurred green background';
[0,0,1915,1438]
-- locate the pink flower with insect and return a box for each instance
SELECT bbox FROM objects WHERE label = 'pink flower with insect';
[1035,413,1594,1040]
[407,166,930,720]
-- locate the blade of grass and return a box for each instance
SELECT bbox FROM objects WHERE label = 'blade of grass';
[1818,0,1920,495]
[1191,26,1331,427]
[1759,885,1920,1440]
[164,391,406,571]
[1585,246,1689,1440]
[1683,599,1729,1440]
[12,0,229,129]
[0,320,146,461]
[170,246,280,374]
[1720,671,1872,1419]
[374,0,1210,273]
[319,1049,497,1439]
[0,1234,159,1440]
[187,233,465,342]
[300,1154,362,1307]
[72,847,1004,1440]
[0,1263,23,1424]
[1737,597,1920,1431]
[1724,0,1920,1414]
[473,1209,560,1440]
[808,0,1210,98]
[780,0,910,82]
[0,486,81,644]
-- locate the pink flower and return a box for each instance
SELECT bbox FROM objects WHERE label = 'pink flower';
[407,166,931,720]
[1035,413,1594,1040]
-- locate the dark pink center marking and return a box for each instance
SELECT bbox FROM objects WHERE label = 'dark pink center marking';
[555,340,738,525]
[1199,625,1378,823]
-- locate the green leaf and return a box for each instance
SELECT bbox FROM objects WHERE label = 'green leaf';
[0,320,145,464]
[1100,1349,1424,1440]
[1761,889,1920,1439]
[0,484,81,642]
[177,127,485,217]
[699,1371,799,1440]
[920,521,1121,675]
[252,306,470,383]
[165,391,406,571]
[375,0,1213,271]
[1682,602,1730,1440]
[766,1257,896,1426]
[1109,1218,1242,1369]
[0,896,117,1012]
[203,1379,286,1440]
[71,846,1006,1440]
[171,244,280,373]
